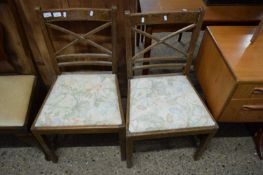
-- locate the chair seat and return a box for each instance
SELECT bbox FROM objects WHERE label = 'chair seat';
[129,75,216,133]
[35,74,122,127]
[0,75,35,127]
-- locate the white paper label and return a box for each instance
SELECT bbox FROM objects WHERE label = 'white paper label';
[163,15,168,21]
[89,11,94,16]
[53,12,62,17]
[182,9,188,12]
[63,12,67,17]
[141,17,145,23]
[43,12,52,18]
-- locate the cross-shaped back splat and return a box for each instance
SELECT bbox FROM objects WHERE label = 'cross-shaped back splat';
[125,8,204,78]
[37,7,118,74]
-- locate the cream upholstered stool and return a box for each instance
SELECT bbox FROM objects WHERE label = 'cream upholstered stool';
[0,75,36,133]
[31,7,125,163]
[125,8,218,168]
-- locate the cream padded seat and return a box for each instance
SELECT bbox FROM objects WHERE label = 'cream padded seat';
[35,74,122,127]
[0,75,35,126]
[129,75,215,133]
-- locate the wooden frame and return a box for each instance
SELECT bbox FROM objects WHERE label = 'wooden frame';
[0,0,39,146]
[0,0,36,74]
[124,9,218,168]
[125,9,205,79]
[31,6,126,163]
[37,6,118,75]
[250,18,263,43]
[0,23,6,61]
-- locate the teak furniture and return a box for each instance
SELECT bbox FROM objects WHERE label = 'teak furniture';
[0,23,6,61]
[139,0,263,58]
[251,19,263,43]
[203,0,263,5]
[0,23,37,146]
[0,0,35,74]
[31,7,125,163]
[125,9,218,168]
[195,26,263,158]
[139,0,263,25]
[0,0,48,154]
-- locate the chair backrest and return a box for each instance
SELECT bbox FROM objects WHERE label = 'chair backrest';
[0,23,6,61]
[37,7,118,74]
[0,23,17,74]
[125,8,204,79]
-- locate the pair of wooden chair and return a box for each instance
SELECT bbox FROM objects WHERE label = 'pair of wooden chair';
[30,7,218,168]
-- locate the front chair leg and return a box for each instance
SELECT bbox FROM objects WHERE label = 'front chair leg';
[33,133,58,163]
[194,131,217,160]
[119,129,126,161]
[126,138,134,168]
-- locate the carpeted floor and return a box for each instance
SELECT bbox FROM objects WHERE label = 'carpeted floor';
[0,32,263,175]
[0,124,262,175]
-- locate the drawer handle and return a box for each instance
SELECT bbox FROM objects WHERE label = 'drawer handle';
[242,105,263,111]
[253,88,263,94]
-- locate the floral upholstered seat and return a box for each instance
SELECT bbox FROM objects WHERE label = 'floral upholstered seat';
[35,73,122,127]
[129,75,215,133]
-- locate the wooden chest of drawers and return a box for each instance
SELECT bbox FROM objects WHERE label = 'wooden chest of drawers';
[196,26,263,122]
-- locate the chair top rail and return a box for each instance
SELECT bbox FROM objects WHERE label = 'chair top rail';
[125,9,202,25]
[40,8,113,22]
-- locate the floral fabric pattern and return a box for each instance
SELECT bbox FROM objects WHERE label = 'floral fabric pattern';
[35,74,122,127]
[129,75,215,133]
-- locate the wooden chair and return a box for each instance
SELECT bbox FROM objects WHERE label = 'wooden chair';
[31,7,125,162]
[0,23,37,145]
[125,8,218,168]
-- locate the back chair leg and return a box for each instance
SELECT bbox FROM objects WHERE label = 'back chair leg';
[141,25,145,43]
[143,26,153,75]
[33,133,58,163]
[126,138,134,168]
[119,129,126,161]
[136,26,141,46]
[178,33,183,42]
[194,130,217,160]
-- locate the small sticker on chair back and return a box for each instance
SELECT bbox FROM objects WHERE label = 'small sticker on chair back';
[163,15,168,21]
[141,17,145,23]
[89,11,94,16]
[53,12,62,17]
[63,12,67,17]
[43,12,52,18]
[182,9,188,12]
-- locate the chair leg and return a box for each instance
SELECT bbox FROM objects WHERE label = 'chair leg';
[141,25,146,43]
[119,129,126,161]
[126,138,134,168]
[33,133,58,163]
[178,33,183,42]
[136,26,141,46]
[194,131,217,160]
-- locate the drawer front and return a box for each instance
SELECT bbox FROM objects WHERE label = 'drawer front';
[219,99,263,122]
[233,84,263,99]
